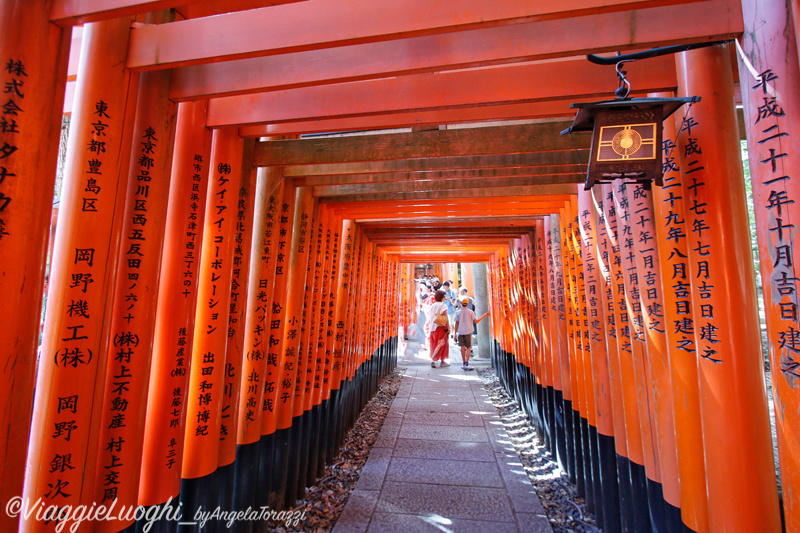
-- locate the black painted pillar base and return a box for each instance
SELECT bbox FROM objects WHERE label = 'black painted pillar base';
[646,477,668,533]
[597,434,621,533]
[554,389,568,475]
[616,455,635,533]
[177,469,219,533]
[665,499,684,533]
[134,498,181,533]
[587,422,603,529]
[284,416,304,508]
[268,427,291,511]
[572,409,585,496]
[215,461,235,532]
[580,416,594,515]
[231,440,260,533]
[629,461,652,533]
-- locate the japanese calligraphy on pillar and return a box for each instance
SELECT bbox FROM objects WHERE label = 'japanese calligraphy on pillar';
[325,226,339,389]
[97,124,161,504]
[678,113,721,363]
[168,153,206,446]
[748,69,800,376]
[183,155,204,297]
[263,193,294,422]
[194,161,234,440]
[0,58,25,239]
[656,138,696,357]
[241,188,277,433]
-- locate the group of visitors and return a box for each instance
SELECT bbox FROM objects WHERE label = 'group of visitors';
[415,277,489,371]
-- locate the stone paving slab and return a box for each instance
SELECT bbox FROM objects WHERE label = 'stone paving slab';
[355,448,392,491]
[398,423,491,443]
[403,402,485,413]
[366,512,520,533]
[385,457,504,488]
[391,438,497,462]
[333,489,379,533]
[391,411,488,427]
[334,339,552,533]
[375,481,515,522]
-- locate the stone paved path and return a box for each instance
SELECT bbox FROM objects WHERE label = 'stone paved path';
[332,338,552,533]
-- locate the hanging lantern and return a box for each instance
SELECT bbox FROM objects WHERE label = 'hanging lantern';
[563,96,698,190]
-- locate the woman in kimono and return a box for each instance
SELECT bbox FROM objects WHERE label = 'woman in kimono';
[426,290,450,367]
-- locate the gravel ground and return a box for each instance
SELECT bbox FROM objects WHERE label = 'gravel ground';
[266,367,405,532]
[477,367,601,533]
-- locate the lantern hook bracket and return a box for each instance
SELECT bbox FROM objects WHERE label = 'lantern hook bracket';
[615,60,634,99]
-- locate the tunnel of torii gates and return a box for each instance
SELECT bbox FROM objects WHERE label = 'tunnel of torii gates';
[3,1,800,533]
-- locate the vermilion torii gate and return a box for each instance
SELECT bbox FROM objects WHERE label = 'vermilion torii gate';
[1,1,799,532]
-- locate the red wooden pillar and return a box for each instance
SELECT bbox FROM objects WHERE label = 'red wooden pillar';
[320,215,343,404]
[652,110,709,533]
[261,181,297,437]
[625,182,682,529]
[91,52,178,530]
[22,17,139,533]
[276,188,314,427]
[601,183,651,532]
[218,140,256,509]
[237,169,282,448]
[330,220,354,396]
[545,215,571,475]
[233,168,282,513]
[0,4,69,530]
[138,100,211,511]
[676,45,782,531]
[534,221,555,440]
[594,187,635,530]
[577,186,621,532]
[179,127,245,512]
[297,205,323,415]
[738,0,800,528]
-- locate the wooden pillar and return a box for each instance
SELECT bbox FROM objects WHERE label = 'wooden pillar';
[626,182,682,530]
[261,182,297,437]
[22,17,139,533]
[217,140,256,513]
[320,215,343,403]
[138,100,211,512]
[601,184,651,533]
[0,3,69,530]
[577,187,621,533]
[653,111,709,533]
[274,187,313,508]
[259,180,297,510]
[231,167,281,517]
[614,180,668,531]
[91,51,178,530]
[330,219,354,394]
[594,187,636,531]
[738,0,800,528]
[546,214,572,475]
[179,127,245,517]
[676,45,782,531]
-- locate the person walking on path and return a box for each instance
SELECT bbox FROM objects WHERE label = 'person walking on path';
[454,297,490,370]
[442,281,458,328]
[426,290,451,367]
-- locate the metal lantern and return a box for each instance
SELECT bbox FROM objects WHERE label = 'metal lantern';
[563,96,699,190]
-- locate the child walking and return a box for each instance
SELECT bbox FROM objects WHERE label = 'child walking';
[453,297,490,370]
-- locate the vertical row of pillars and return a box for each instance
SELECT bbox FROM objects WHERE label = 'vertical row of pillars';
[0,10,401,533]
[487,43,790,533]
